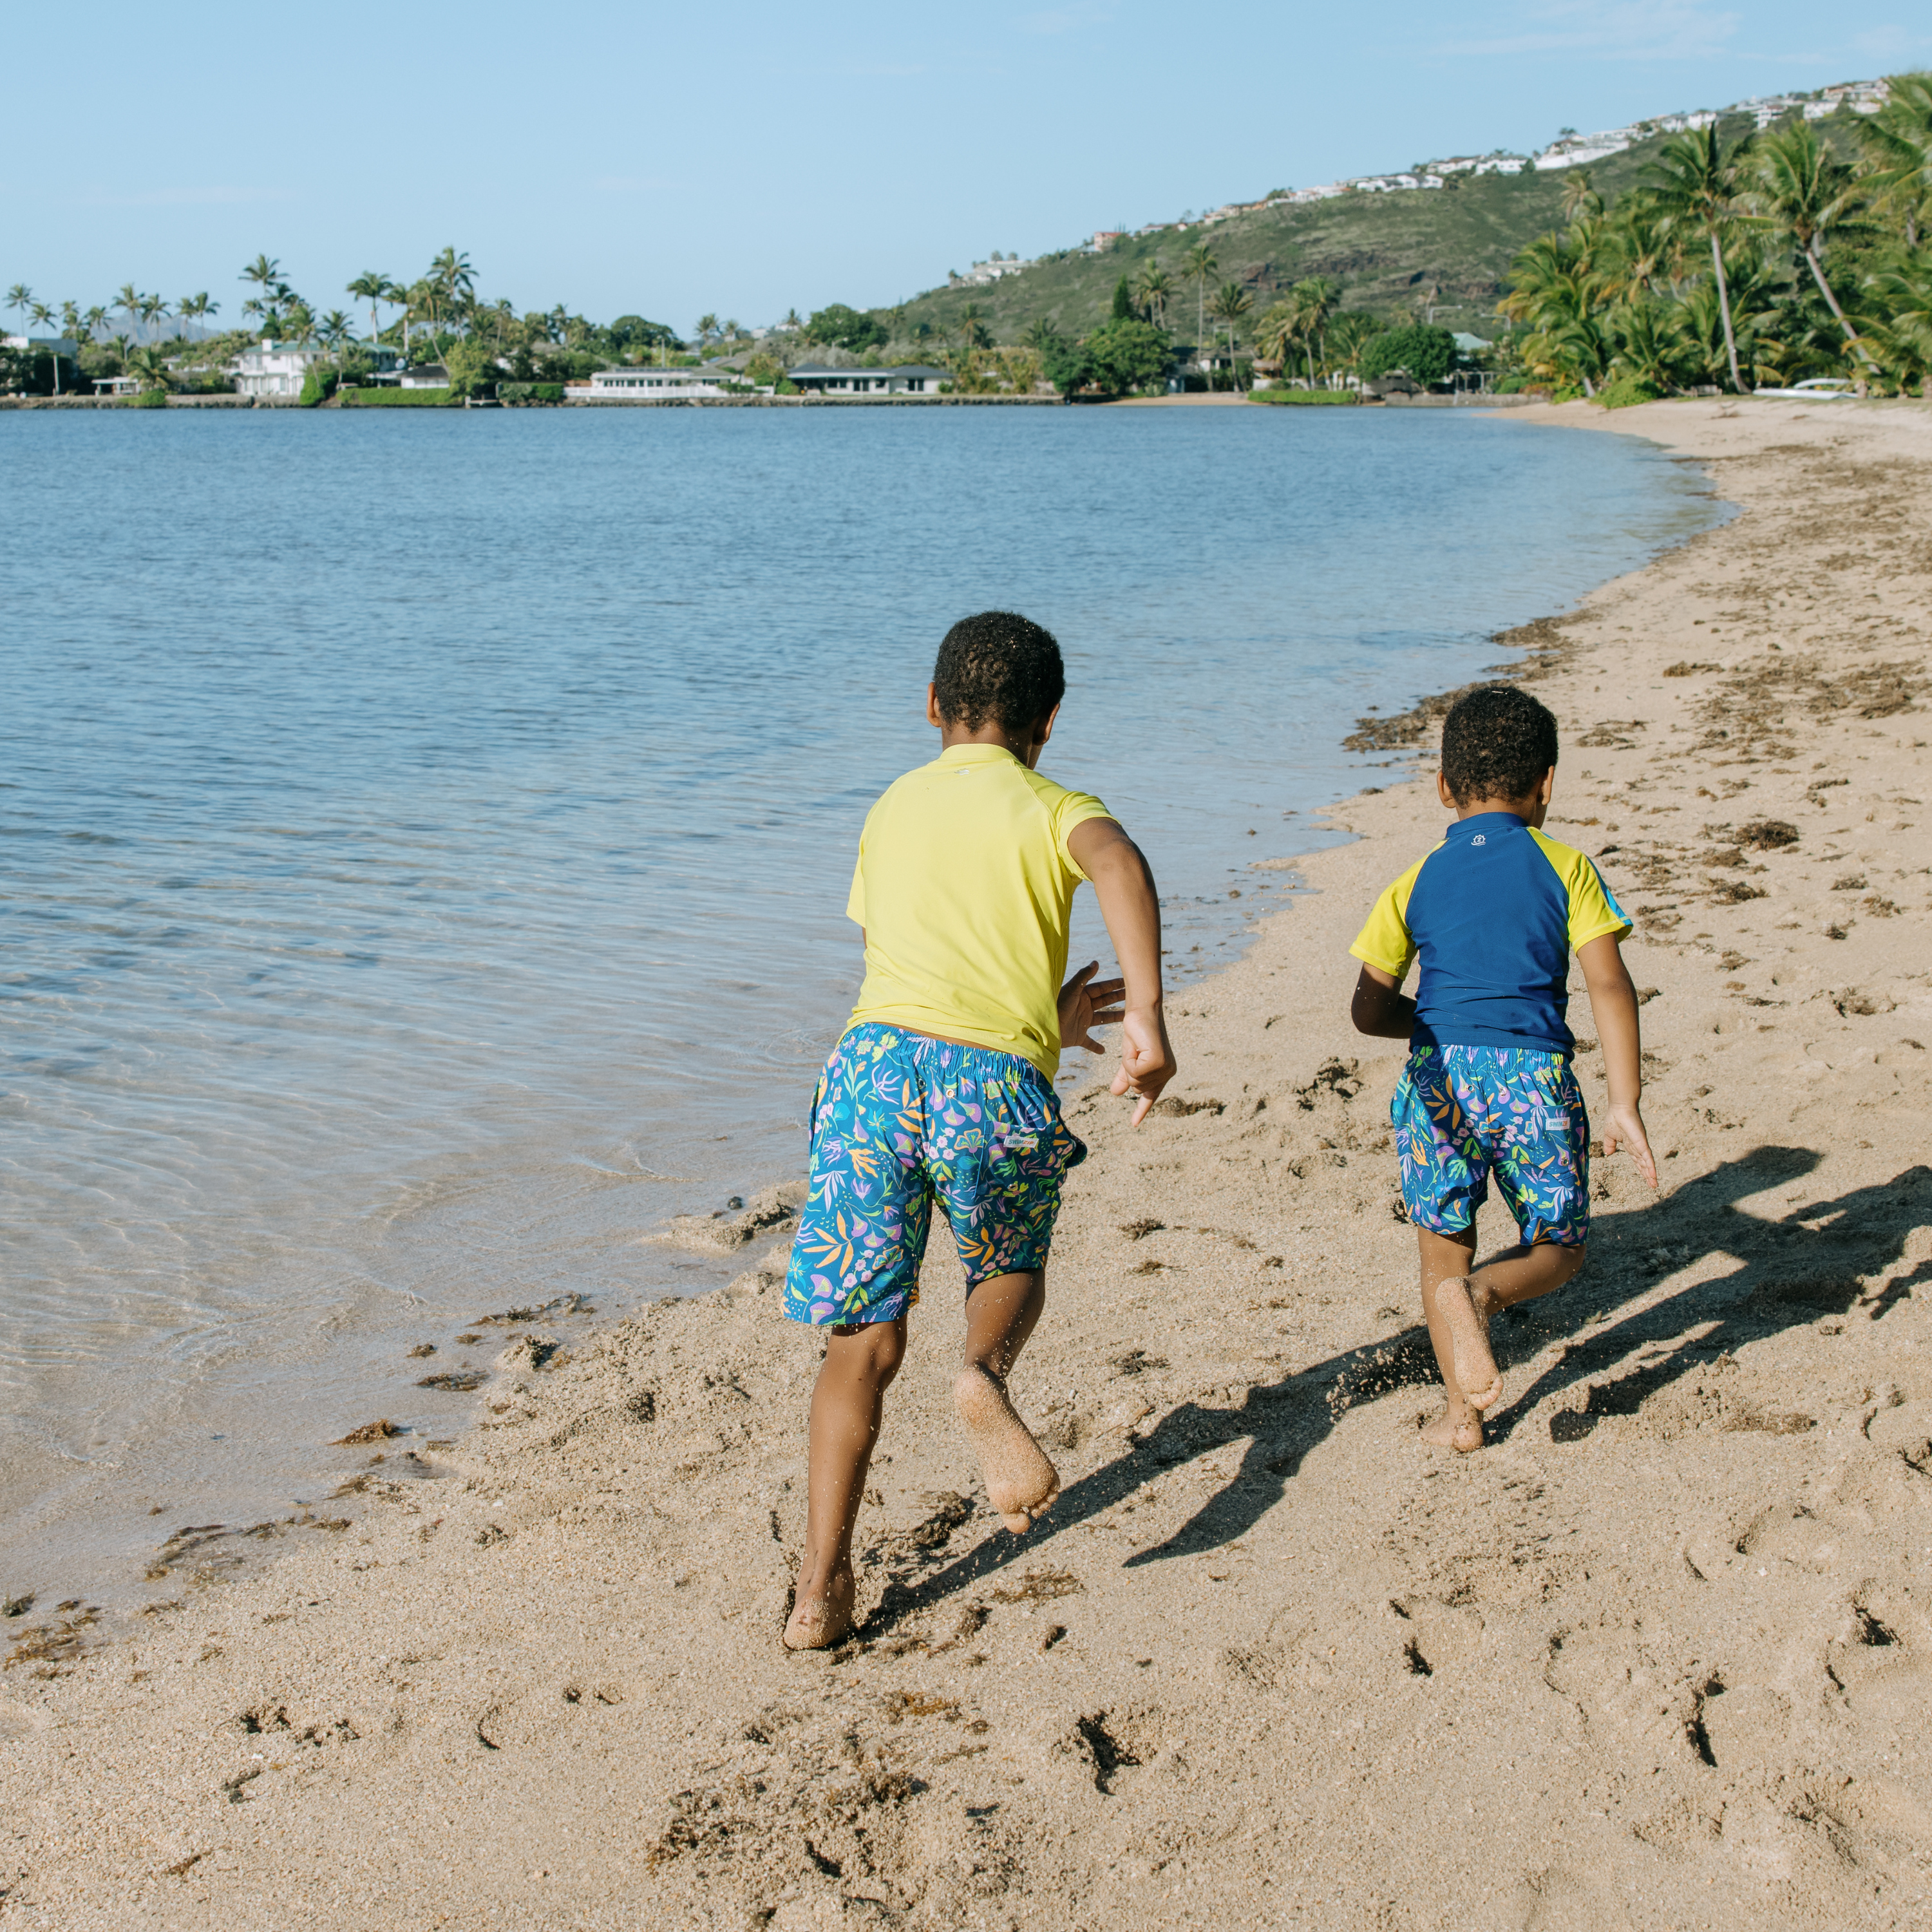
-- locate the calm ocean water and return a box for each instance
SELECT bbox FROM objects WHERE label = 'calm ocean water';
[0,404,1721,1598]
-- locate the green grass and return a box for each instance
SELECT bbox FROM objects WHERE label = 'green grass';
[1249,387,1358,405]
[341,385,456,406]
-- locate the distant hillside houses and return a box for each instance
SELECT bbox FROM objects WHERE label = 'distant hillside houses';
[1529,79,1888,171]
[951,254,1034,287]
[981,76,1892,286]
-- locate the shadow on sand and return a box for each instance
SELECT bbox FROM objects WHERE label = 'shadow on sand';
[857,1147,1932,1639]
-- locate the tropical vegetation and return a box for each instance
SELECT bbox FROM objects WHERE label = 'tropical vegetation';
[1498,75,1932,399]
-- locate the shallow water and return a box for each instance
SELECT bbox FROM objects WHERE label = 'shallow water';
[0,404,1723,1598]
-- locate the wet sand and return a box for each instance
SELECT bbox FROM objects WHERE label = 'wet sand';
[2,397,1929,1930]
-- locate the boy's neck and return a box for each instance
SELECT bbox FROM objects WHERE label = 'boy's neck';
[1454,794,1549,829]
[933,707,1056,773]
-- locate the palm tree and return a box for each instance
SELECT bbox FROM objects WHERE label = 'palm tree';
[27,299,62,392]
[1500,227,1613,395]
[1286,277,1339,381]
[1253,301,1298,378]
[140,294,169,343]
[5,283,31,332]
[1643,124,1754,392]
[240,255,282,325]
[346,272,391,344]
[1749,118,1879,378]
[1600,199,1680,307]
[317,310,355,355]
[1860,250,1932,387]
[178,292,216,337]
[430,247,475,304]
[1324,311,1385,383]
[1021,316,1063,352]
[82,306,108,345]
[1206,281,1255,381]
[1855,71,1932,249]
[115,282,142,340]
[958,303,991,350]
[1182,242,1218,358]
[1560,168,1604,225]
[694,312,719,348]
[1133,263,1173,326]
[127,345,172,393]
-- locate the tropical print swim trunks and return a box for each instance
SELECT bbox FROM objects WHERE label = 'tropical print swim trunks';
[784,1023,1086,1327]
[1390,1043,1591,1247]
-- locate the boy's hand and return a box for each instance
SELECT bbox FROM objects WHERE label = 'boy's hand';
[1111,1006,1177,1127]
[1603,1099,1658,1189]
[1059,961,1126,1054]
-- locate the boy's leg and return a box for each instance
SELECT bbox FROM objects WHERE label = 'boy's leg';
[1421,1232,1587,1448]
[954,1268,1059,1534]
[785,1314,909,1651]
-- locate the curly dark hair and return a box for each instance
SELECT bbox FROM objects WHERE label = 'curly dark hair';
[932,612,1066,734]
[1440,683,1560,806]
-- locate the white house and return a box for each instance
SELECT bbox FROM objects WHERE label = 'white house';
[231,338,397,397]
[567,366,736,400]
[786,364,948,395]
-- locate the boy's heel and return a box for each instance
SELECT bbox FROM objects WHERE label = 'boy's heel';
[1438,1276,1502,1412]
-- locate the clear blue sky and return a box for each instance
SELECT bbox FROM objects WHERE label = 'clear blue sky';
[4,1,1925,337]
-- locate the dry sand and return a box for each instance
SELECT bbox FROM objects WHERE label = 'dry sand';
[4,398,1930,1931]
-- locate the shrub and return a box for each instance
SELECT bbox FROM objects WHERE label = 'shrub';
[298,366,337,407]
[128,387,168,408]
[804,303,887,352]
[498,382,565,404]
[1359,324,1458,386]
[341,386,456,406]
[1083,320,1173,397]
[1593,373,1660,410]
[1249,387,1358,405]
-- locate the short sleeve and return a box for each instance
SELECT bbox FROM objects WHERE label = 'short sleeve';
[1051,789,1112,880]
[1350,861,1423,981]
[1531,831,1632,952]
[846,845,866,927]
[1566,856,1631,951]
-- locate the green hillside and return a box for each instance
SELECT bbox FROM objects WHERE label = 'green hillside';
[878,113,1774,349]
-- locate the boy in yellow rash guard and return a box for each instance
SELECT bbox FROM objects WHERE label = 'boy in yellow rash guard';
[782,611,1178,1650]
[1350,685,1658,1454]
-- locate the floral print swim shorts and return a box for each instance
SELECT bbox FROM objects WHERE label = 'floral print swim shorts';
[784,1024,1086,1328]
[1390,1044,1591,1247]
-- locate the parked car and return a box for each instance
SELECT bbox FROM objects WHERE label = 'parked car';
[1752,375,1857,400]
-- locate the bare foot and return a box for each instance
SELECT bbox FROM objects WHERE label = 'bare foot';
[954,1366,1060,1533]
[1419,1405,1484,1453]
[1435,1276,1502,1412]
[782,1561,854,1650]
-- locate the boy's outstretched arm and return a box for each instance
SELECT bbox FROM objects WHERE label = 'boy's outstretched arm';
[1577,933,1659,1189]
[1066,817,1176,1126]
[1351,963,1414,1039]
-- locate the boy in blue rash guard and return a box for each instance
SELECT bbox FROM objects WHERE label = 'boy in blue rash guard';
[1349,684,1658,1452]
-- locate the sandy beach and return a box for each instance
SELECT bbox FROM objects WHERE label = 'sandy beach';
[3,397,1929,1931]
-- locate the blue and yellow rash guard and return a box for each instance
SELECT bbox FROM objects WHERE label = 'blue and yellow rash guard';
[1350,813,1631,1056]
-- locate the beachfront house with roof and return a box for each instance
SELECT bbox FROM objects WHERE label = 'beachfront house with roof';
[232,338,397,398]
[786,364,947,395]
[565,366,736,401]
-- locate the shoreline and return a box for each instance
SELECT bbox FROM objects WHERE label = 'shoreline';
[4,399,1929,1928]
